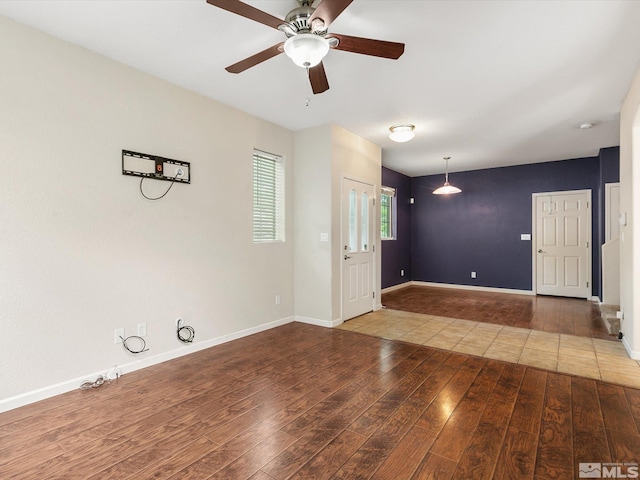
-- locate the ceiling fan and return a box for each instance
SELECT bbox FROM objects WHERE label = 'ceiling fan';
[206,0,405,94]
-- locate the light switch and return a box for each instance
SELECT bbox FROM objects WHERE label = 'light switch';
[620,212,627,226]
[320,233,329,242]
[521,234,531,241]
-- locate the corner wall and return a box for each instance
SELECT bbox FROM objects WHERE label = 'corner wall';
[409,157,601,292]
[0,16,294,409]
[294,124,381,325]
[620,67,640,358]
[381,167,412,289]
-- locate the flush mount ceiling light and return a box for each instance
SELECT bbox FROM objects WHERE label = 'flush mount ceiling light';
[283,33,330,68]
[433,156,462,195]
[389,124,415,143]
[579,122,594,129]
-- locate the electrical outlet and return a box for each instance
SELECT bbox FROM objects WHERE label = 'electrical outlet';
[471,271,477,279]
[400,269,405,277]
[137,323,147,337]
[114,328,124,344]
[275,295,281,305]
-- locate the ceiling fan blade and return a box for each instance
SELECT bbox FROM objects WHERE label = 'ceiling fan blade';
[309,0,353,29]
[308,62,330,94]
[225,43,284,74]
[206,0,284,30]
[328,33,405,59]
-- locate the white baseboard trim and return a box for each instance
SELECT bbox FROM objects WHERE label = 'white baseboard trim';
[591,296,602,303]
[381,282,412,294]
[622,336,640,360]
[295,315,343,328]
[411,281,534,296]
[0,315,295,414]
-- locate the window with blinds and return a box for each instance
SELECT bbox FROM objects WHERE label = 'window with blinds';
[380,186,396,240]
[253,150,285,242]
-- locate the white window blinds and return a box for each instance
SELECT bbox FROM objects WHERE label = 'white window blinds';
[253,150,285,242]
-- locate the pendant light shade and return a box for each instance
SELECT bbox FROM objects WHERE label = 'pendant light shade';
[433,157,462,195]
[284,33,330,68]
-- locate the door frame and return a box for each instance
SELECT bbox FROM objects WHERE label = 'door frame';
[340,175,377,321]
[531,189,592,298]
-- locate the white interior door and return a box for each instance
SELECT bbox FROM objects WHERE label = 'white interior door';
[342,178,375,320]
[534,190,591,298]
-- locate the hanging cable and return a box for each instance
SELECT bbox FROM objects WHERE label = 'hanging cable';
[139,169,183,200]
[139,177,176,200]
[80,375,107,390]
[177,318,195,343]
[120,335,149,354]
[80,365,120,390]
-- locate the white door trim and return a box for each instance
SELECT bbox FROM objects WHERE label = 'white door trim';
[531,189,592,298]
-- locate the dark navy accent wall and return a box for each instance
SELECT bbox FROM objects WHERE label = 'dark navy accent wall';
[381,167,412,289]
[600,146,621,183]
[410,157,601,292]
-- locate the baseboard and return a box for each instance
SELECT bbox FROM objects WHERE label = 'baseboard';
[411,281,534,296]
[0,315,295,414]
[622,336,640,360]
[381,282,412,294]
[295,315,343,328]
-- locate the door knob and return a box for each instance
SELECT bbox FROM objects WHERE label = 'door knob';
[344,255,352,260]
[538,249,543,253]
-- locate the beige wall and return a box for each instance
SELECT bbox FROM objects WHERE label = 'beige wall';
[0,16,295,409]
[329,125,383,320]
[0,15,383,411]
[619,66,640,358]
[293,125,333,322]
[294,124,382,326]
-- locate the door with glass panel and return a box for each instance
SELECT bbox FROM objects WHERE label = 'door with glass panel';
[342,178,375,320]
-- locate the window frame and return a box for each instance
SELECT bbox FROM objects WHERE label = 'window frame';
[380,186,397,241]
[252,149,285,243]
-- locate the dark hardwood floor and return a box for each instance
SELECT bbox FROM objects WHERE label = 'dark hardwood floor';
[382,285,612,340]
[1,322,638,479]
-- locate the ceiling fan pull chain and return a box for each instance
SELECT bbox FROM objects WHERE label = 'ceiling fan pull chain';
[305,66,312,107]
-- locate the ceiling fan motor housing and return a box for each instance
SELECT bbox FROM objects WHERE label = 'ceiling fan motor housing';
[285,3,326,36]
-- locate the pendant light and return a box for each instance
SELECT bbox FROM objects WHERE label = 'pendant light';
[433,157,462,195]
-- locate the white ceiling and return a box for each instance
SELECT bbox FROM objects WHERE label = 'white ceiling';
[2,0,640,176]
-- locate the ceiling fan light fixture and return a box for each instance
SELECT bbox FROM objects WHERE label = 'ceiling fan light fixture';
[389,124,415,143]
[284,33,330,68]
[433,157,462,195]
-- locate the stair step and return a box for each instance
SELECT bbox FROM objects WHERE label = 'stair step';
[600,304,620,335]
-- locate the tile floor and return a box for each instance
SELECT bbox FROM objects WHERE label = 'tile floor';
[338,308,640,389]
